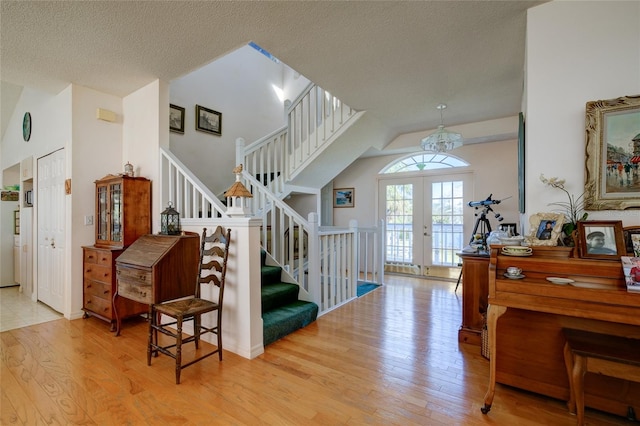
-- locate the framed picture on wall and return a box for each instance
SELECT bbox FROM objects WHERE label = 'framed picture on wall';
[333,188,354,208]
[584,95,640,210]
[195,105,222,136]
[169,104,185,134]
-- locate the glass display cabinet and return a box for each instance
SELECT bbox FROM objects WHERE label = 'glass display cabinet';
[94,174,151,248]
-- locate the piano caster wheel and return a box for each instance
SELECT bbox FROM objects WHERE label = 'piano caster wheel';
[481,404,491,414]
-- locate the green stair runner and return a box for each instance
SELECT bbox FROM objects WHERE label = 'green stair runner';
[261,250,318,346]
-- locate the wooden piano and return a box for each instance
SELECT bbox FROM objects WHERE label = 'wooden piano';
[481,246,640,419]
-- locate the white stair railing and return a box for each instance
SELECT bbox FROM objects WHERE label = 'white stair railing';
[287,83,359,179]
[241,83,361,198]
[160,148,228,219]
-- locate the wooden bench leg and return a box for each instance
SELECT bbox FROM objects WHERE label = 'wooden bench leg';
[563,342,576,414]
[572,354,587,426]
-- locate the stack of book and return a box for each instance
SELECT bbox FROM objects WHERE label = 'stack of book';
[621,256,640,292]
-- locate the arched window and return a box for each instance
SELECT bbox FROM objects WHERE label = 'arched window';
[380,153,469,174]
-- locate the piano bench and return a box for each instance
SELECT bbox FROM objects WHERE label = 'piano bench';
[562,328,640,425]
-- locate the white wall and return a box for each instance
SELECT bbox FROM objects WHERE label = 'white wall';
[526,1,640,228]
[70,85,124,317]
[123,79,167,233]
[334,138,520,240]
[169,45,288,197]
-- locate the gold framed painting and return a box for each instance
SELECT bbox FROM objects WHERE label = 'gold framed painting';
[584,95,640,210]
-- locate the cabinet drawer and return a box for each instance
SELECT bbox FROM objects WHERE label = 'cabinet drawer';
[84,279,111,299]
[84,294,112,317]
[84,248,113,267]
[116,266,152,304]
[84,263,112,283]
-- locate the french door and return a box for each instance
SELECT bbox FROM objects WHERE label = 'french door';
[37,149,66,312]
[379,172,473,276]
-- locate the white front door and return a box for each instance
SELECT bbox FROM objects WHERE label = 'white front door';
[37,149,65,312]
[379,172,473,276]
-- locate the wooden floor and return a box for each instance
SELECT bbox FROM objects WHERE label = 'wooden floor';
[0,275,631,425]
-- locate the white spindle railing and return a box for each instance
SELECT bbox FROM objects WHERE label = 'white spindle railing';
[287,83,358,179]
[160,148,228,219]
[241,83,360,197]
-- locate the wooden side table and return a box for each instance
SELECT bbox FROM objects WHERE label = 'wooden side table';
[456,252,489,345]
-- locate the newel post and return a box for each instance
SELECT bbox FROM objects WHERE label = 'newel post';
[307,212,320,308]
[349,219,359,299]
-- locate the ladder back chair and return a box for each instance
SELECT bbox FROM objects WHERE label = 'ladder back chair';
[147,226,231,384]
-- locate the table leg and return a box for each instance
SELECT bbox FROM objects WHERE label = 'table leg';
[481,304,507,414]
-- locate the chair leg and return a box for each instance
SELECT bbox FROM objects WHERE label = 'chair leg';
[176,316,183,384]
[194,314,200,349]
[217,310,223,361]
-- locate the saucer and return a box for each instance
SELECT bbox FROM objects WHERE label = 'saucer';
[504,273,525,279]
[546,277,574,285]
[501,251,533,257]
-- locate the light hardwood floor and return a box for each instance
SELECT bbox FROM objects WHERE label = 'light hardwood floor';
[0,275,630,425]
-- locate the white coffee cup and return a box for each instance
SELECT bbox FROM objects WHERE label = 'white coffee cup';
[506,266,522,276]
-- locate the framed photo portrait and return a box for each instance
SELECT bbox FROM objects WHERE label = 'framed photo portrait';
[526,212,565,246]
[584,95,640,210]
[196,105,222,136]
[623,226,640,256]
[169,104,185,134]
[333,188,354,208]
[577,220,625,260]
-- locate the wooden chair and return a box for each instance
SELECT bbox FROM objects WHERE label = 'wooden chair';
[147,226,231,384]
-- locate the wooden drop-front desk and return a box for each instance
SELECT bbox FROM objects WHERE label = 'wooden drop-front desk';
[113,233,200,336]
[480,246,640,419]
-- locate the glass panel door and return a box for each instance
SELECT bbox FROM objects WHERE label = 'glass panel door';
[110,183,122,243]
[379,173,473,277]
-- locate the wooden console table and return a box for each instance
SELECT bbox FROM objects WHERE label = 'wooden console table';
[480,246,640,419]
[456,252,489,345]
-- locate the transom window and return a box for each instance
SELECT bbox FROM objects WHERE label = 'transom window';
[380,153,469,174]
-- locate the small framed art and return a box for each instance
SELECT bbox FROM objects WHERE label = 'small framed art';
[333,188,354,208]
[196,105,222,136]
[169,104,185,134]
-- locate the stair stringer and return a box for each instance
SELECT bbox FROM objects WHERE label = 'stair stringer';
[287,113,391,189]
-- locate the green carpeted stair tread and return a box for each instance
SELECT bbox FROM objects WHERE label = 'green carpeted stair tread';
[263,300,319,346]
[261,282,299,313]
[261,265,282,286]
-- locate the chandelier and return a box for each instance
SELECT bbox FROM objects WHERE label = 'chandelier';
[420,104,463,153]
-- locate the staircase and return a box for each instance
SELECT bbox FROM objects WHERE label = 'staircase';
[161,81,385,352]
[261,250,318,346]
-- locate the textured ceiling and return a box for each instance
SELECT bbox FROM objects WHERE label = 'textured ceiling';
[0,1,546,143]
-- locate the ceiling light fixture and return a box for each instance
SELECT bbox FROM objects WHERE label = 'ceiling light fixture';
[420,104,463,153]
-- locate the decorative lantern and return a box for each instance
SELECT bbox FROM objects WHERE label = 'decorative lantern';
[124,161,134,177]
[160,201,181,235]
[224,164,253,217]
